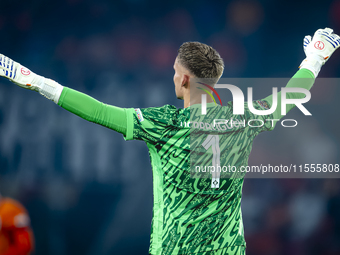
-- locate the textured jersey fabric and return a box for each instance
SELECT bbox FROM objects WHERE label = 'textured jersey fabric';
[57,68,315,254]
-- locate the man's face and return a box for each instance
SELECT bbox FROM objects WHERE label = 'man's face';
[173,57,186,100]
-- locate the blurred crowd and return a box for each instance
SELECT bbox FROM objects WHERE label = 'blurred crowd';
[0,0,340,254]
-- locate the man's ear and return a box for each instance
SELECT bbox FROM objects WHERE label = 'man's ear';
[181,74,190,88]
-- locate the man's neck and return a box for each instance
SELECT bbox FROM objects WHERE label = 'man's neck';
[183,96,214,108]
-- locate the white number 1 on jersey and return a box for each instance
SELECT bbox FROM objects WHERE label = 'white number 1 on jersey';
[202,135,221,188]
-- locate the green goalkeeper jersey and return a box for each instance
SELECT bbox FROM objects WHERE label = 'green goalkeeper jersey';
[124,90,280,254]
[57,69,315,255]
[125,104,249,255]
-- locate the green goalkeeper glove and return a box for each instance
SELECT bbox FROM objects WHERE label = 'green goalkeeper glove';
[300,27,340,77]
[0,54,63,103]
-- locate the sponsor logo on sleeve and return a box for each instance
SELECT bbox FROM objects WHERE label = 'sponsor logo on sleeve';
[256,100,270,110]
[135,108,144,122]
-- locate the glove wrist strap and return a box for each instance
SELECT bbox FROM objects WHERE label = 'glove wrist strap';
[38,78,63,103]
[299,55,324,78]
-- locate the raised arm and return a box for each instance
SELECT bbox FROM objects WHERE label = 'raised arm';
[0,54,128,136]
[264,28,340,121]
[264,68,315,121]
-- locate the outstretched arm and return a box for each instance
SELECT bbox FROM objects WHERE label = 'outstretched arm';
[263,28,340,122]
[58,88,127,135]
[0,55,128,136]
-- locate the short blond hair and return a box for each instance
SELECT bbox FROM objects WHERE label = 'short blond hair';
[177,42,224,84]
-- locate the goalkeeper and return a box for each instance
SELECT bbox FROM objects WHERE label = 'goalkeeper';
[1,28,339,255]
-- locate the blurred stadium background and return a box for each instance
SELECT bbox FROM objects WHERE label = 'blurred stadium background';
[1,0,340,254]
